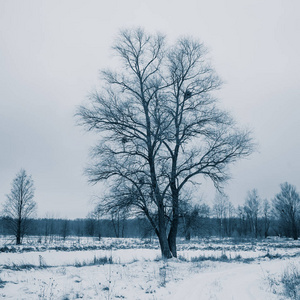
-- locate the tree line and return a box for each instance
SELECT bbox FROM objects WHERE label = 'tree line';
[1,168,299,244]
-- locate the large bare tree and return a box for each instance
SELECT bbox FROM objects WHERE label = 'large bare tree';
[77,28,254,258]
[3,169,37,244]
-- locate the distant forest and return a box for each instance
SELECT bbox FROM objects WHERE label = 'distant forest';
[0,215,289,242]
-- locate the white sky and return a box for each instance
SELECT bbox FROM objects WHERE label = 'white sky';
[0,0,299,219]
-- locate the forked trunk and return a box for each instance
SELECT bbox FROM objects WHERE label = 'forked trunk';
[143,206,172,258]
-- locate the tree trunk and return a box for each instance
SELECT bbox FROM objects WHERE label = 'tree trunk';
[292,219,298,240]
[158,232,172,258]
[158,203,172,258]
[16,218,21,245]
[185,230,191,241]
[168,187,179,257]
[168,222,178,257]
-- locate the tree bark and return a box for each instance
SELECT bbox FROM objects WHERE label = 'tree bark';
[158,203,172,258]
[168,187,179,257]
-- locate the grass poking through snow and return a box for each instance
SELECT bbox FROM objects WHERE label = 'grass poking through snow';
[74,255,113,267]
[266,262,300,299]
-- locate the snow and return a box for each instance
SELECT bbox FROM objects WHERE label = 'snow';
[0,248,161,267]
[169,259,292,300]
[0,237,299,299]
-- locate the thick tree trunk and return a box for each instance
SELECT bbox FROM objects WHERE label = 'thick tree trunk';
[158,203,172,258]
[158,232,172,259]
[168,187,179,257]
[168,222,178,257]
[144,200,172,258]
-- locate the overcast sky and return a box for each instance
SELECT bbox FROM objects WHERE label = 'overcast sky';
[1,0,299,219]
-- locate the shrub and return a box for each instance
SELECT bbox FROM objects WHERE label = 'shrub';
[220,253,228,261]
[281,263,300,299]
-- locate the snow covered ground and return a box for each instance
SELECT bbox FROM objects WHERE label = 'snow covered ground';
[0,237,299,299]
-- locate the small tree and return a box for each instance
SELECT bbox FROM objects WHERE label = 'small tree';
[213,193,229,238]
[273,182,300,240]
[85,215,96,238]
[44,213,55,243]
[180,202,199,240]
[244,189,261,238]
[61,219,69,241]
[3,169,37,244]
[237,205,247,236]
[262,199,271,238]
[226,201,235,237]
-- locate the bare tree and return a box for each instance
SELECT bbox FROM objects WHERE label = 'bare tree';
[244,189,261,238]
[85,215,96,238]
[237,205,247,236]
[213,193,229,237]
[77,28,254,258]
[273,182,300,240]
[77,28,173,257]
[3,169,37,244]
[61,219,69,241]
[262,199,271,238]
[85,208,103,239]
[180,200,198,240]
[180,201,210,240]
[44,213,55,243]
[92,206,102,241]
[226,201,235,237]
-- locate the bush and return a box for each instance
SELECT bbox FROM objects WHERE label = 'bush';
[281,263,300,299]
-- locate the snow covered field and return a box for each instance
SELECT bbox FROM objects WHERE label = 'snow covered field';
[0,237,299,299]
